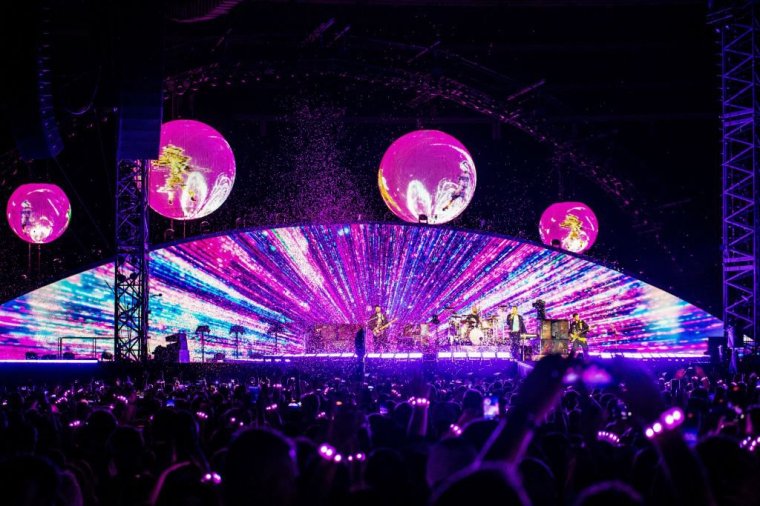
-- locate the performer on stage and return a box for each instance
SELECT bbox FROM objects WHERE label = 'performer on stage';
[569,312,591,358]
[465,306,481,328]
[506,305,527,359]
[368,305,392,352]
[461,306,485,345]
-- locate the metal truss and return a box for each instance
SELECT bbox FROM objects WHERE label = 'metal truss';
[712,2,760,348]
[115,159,150,361]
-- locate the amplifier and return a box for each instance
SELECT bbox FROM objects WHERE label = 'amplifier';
[540,319,569,340]
[540,338,568,355]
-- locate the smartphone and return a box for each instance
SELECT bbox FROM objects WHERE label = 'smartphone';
[166,398,175,408]
[248,385,260,403]
[483,395,500,419]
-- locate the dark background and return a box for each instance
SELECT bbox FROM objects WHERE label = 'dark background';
[0,1,721,315]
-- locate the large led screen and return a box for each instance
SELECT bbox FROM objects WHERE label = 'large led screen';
[0,223,722,360]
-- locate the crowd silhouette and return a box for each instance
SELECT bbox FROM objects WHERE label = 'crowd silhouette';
[1,356,759,506]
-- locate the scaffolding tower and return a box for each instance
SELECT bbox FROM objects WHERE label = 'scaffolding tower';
[114,159,150,361]
[712,1,760,350]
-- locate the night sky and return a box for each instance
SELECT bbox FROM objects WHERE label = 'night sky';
[0,2,722,316]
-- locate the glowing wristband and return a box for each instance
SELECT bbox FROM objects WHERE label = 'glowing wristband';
[644,407,684,439]
[201,472,222,485]
[317,443,366,463]
[740,436,760,452]
[409,397,430,407]
[596,430,621,446]
[449,423,463,436]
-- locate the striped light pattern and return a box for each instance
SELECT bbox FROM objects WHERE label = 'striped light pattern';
[0,223,722,360]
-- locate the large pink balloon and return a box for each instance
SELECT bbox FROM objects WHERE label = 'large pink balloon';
[539,202,599,253]
[378,130,477,224]
[148,119,235,220]
[7,183,71,244]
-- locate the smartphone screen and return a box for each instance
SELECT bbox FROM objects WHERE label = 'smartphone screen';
[483,395,500,419]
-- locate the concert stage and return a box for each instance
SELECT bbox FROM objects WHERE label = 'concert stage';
[0,223,722,363]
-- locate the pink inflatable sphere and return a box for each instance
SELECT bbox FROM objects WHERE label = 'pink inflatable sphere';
[378,130,477,224]
[539,202,599,253]
[148,119,236,220]
[6,183,71,244]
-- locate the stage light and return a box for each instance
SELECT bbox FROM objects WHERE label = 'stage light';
[148,119,235,221]
[378,130,477,224]
[539,202,599,253]
[6,183,71,244]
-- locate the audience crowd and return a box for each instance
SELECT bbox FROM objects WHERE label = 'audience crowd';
[1,356,759,506]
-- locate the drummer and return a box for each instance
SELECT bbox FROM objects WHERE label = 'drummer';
[506,305,527,358]
[455,306,478,344]
[465,306,481,329]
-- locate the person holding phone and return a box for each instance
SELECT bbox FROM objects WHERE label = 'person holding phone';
[483,394,500,419]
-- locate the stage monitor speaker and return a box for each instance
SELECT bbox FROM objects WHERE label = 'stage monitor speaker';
[540,338,568,356]
[540,319,569,340]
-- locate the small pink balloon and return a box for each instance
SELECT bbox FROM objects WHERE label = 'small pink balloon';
[148,119,236,220]
[378,130,477,224]
[539,202,599,253]
[6,183,71,244]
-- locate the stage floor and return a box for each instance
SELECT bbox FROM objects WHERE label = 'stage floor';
[232,345,515,362]
[0,346,708,367]
[224,346,708,363]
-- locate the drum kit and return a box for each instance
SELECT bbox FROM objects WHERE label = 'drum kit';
[444,311,539,359]
[448,313,503,346]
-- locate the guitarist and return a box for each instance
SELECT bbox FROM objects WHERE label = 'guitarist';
[569,312,590,358]
[368,305,392,352]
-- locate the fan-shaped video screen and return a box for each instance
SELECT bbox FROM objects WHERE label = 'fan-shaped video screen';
[0,223,722,360]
